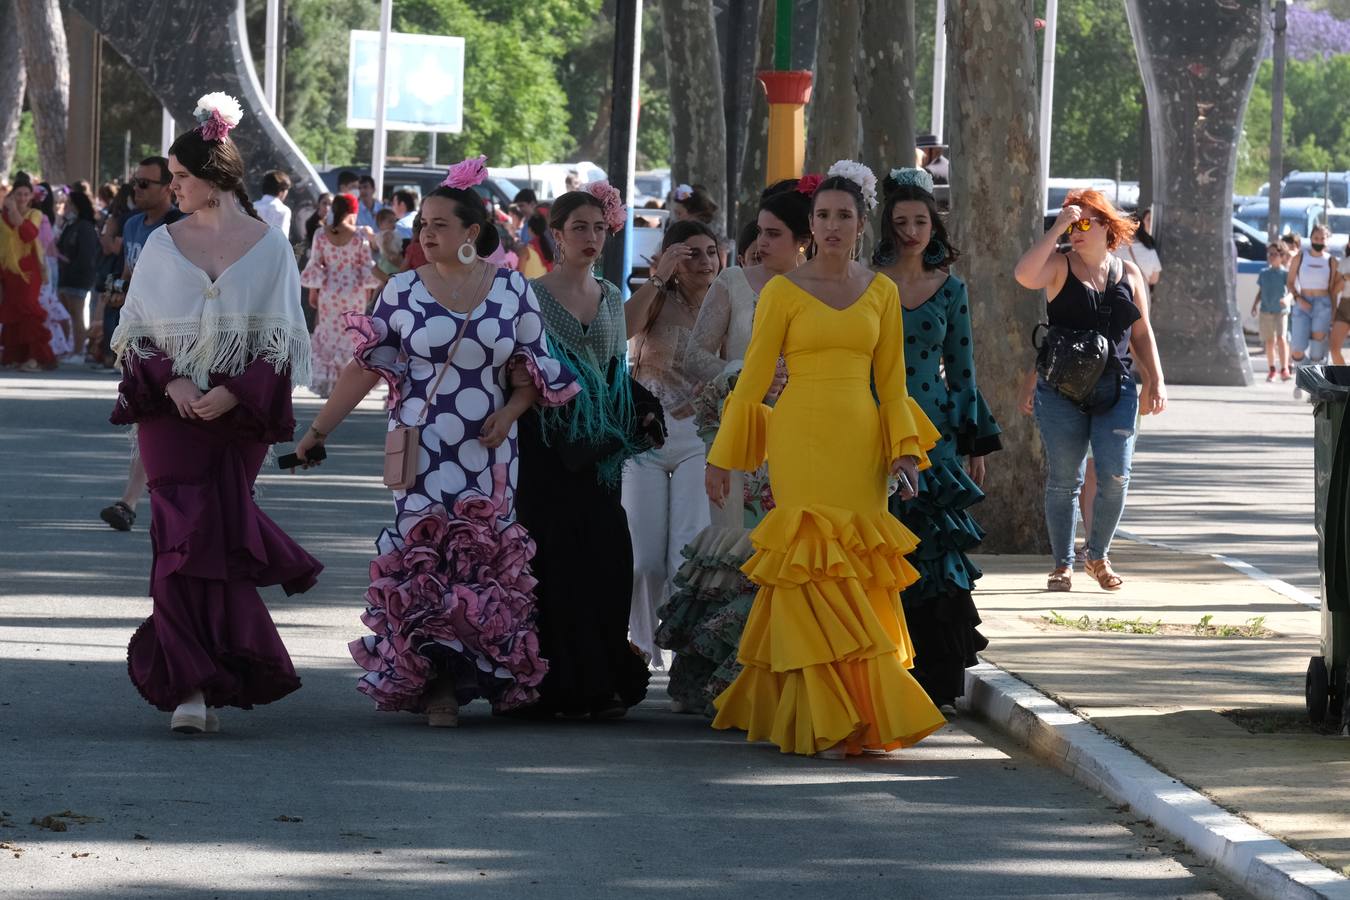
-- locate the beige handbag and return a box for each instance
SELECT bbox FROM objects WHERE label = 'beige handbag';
[383,303,477,491]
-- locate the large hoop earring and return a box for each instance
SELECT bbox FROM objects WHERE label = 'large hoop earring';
[458,240,476,265]
[923,238,947,267]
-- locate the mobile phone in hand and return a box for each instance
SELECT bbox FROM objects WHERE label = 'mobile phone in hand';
[277,445,327,469]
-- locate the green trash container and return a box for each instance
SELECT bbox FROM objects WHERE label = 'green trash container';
[1296,365,1350,731]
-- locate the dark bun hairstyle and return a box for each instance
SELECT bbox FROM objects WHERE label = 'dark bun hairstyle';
[872,173,960,270]
[675,184,719,224]
[422,186,501,258]
[811,175,867,218]
[166,129,262,221]
[11,170,33,190]
[759,178,812,240]
[547,190,605,232]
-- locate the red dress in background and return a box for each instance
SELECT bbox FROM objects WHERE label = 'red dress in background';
[111,348,322,711]
[0,209,55,367]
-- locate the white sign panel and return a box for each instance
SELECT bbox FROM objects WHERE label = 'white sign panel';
[347,30,465,133]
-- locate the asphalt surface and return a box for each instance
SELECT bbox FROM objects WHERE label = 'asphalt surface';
[1122,351,1320,598]
[0,367,1247,898]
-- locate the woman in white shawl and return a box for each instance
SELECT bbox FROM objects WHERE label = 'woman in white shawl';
[110,94,321,735]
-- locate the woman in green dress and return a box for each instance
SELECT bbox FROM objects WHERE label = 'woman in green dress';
[873,167,1002,709]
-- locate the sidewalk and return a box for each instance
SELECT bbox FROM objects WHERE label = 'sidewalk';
[972,538,1348,877]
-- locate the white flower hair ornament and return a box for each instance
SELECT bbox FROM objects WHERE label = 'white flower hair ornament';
[673,183,694,202]
[193,92,244,142]
[889,167,935,196]
[826,159,878,211]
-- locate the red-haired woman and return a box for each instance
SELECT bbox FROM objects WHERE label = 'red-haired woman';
[1015,190,1166,593]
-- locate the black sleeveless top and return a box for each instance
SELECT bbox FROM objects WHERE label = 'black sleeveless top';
[1048,259,1141,374]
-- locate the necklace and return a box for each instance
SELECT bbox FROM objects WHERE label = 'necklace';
[431,260,486,311]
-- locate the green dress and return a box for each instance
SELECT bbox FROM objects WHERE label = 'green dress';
[888,274,1002,707]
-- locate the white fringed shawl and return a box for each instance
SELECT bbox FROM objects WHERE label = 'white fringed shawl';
[111,225,311,389]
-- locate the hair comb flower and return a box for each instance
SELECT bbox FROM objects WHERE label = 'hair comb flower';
[32,184,48,202]
[584,180,628,234]
[826,160,878,210]
[193,92,244,142]
[441,155,488,190]
[795,174,823,197]
[673,183,693,201]
[888,167,935,196]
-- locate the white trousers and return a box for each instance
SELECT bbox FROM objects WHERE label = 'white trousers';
[622,413,710,665]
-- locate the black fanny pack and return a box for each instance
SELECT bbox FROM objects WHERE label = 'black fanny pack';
[1033,256,1123,409]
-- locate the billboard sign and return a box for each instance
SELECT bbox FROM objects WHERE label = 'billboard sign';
[347,30,465,133]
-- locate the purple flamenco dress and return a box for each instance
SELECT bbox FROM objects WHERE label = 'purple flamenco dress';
[345,267,578,713]
[112,349,323,711]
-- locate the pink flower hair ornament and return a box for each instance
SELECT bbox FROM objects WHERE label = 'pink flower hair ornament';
[584,180,628,233]
[193,92,244,142]
[441,155,488,190]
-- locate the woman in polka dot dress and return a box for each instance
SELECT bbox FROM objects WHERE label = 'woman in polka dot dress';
[873,168,1002,710]
[296,174,580,727]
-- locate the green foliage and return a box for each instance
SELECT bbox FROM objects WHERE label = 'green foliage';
[1239,54,1350,193]
[277,0,376,169]
[14,111,39,176]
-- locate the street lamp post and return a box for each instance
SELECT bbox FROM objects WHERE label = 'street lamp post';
[1269,0,1287,241]
[371,0,392,201]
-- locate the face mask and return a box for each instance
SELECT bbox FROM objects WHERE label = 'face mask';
[1312,242,1326,252]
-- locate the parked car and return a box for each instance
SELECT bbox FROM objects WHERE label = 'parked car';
[1235,198,1327,239]
[633,169,671,207]
[318,165,518,211]
[1282,170,1350,209]
[1044,177,1138,216]
[1325,209,1350,259]
[1235,217,1273,337]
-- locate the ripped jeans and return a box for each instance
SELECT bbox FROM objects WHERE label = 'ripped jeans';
[1290,294,1334,362]
[1034,376,1139,569]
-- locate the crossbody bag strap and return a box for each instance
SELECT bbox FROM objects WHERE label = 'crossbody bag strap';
[404,265,493,428]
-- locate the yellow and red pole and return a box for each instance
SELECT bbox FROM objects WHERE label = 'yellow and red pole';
[757,0,812,185]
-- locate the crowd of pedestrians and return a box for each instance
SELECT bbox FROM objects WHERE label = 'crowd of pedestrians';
[4,90,1172,760]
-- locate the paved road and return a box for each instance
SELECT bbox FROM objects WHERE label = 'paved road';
[1123,352,1320,598]
[0,368,1246,898]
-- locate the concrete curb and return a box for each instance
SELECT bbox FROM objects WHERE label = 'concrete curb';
[963,661,1350,900]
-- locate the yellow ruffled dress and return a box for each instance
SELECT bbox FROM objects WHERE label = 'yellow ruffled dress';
[708,273,946,756]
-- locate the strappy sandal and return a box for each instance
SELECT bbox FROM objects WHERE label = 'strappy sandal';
[1085,558,1123,591]
[1047,568,1072,592]
[100,501,136,531]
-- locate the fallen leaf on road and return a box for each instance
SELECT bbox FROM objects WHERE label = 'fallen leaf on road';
[274,815,303,823]
[31,817,67,832]
[133,833,148,841]
[0,841,22,857]
[71,851,91,858]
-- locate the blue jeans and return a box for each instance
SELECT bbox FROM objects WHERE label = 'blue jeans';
[1291,295,1333,361]
[1034,375,1139,569]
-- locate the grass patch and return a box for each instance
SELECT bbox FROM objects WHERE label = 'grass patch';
[1221,707,1341,735]
[1043,612,1275,638]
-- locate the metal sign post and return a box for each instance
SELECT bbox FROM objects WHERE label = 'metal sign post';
[371,0,392,201]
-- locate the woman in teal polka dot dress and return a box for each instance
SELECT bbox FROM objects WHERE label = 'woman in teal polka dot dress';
[873,168,1002,709]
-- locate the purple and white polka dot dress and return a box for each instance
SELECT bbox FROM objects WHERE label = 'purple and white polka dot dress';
[342,268,579,712]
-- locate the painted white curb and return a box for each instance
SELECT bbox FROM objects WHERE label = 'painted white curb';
[963,661,1350,900]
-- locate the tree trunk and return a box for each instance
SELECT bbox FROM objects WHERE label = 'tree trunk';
[661,0,728,237]
[1126,0,1263,386]
[805,0,861,174]
[14,0,69,183]
[858,0,916,180]
[735,0,775,227]
[0,0,26,177]
[947,0,1047,554]
[575,89,613,163]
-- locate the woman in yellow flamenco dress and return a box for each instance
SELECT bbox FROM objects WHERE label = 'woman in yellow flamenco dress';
[704,164,946,758]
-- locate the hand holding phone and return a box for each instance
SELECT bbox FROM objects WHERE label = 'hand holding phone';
[278,444,327,469]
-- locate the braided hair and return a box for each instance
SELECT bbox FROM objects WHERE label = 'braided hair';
[166,128,263,222]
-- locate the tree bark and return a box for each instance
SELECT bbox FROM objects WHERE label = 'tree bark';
[947,0,1048,553]
[661,0,728,237]
[1126,0,1263,386]
[735,0,775,227]
[858,0,916,180]
[0,0,26,177]
[805,0,861,174]
[14,0,69,183]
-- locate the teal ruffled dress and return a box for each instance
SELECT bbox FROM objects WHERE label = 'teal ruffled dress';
[889,274,1002,707]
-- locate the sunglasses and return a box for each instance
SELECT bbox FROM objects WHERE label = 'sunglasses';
[133,178,168,190]
[1064,218,1103,235]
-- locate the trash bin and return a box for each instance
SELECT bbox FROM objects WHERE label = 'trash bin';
[1296,365,1350,731]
